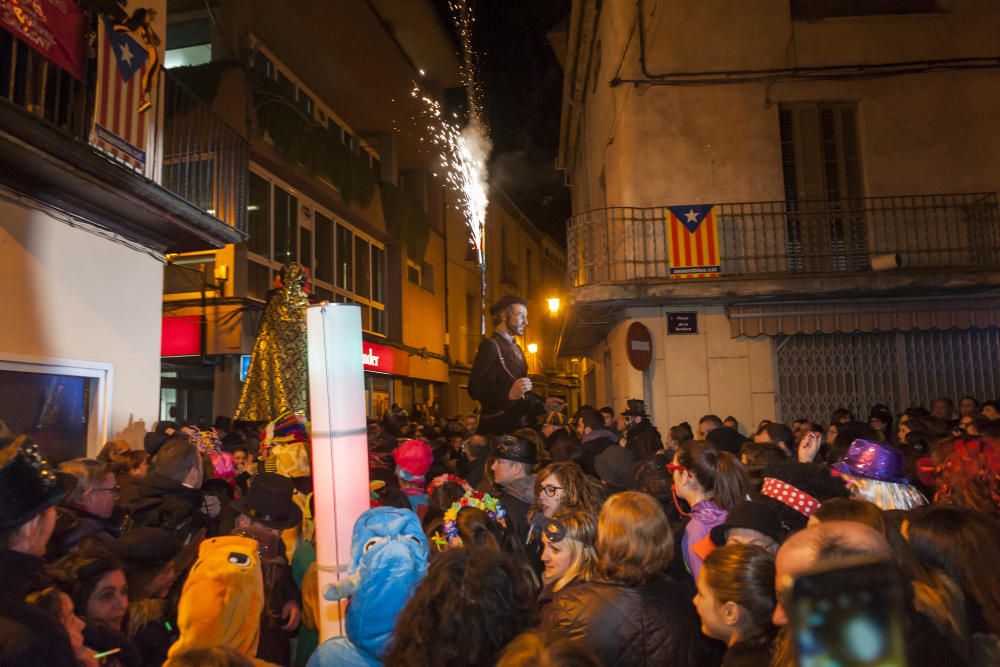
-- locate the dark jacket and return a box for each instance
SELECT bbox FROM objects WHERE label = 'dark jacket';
[120,472,209,538]
[541,576,725,667]
[47,504,120,559]
[0,550,79,667]
[468,332,532,435]
[721,635,774,667]
[581,429,618,464]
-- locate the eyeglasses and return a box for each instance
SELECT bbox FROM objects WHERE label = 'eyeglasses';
[664,463,686,474]
[540,484,564,497]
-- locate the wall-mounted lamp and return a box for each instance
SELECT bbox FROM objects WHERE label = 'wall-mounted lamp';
[546,297,561,314]
[527,343,539,354]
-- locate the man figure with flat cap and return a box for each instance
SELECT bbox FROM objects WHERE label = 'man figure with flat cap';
[468,295,540,435]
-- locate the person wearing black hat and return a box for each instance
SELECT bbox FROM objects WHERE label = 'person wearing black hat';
[490,435,539,545]
[0,436,81,667]
[114,527,183,666]
[621,399,664,463]
[468,295,543,435]
[709,500,788,554]
[231,473,302,666]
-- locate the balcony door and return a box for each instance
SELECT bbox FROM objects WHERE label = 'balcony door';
[779,103,868,272]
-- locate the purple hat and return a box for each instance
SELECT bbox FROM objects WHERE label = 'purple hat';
[834,439,909,485]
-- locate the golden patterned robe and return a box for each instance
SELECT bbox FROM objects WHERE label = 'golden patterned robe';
[234,263,309,421]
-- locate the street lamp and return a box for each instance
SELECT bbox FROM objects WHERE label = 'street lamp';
[527,343,538,354]
[547,297,561,315]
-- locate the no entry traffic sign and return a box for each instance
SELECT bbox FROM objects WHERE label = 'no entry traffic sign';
[626,322,653,371]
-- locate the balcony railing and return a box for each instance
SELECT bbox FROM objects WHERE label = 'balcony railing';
[566,193,1000,288]
[0,19,246,234]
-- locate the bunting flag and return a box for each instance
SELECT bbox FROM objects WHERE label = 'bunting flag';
[91,16,152,171]
[667,204,721,278]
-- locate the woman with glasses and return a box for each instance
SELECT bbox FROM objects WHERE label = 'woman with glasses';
[529,462,604,523]
[538,512,597,613]
[669,441,749,582]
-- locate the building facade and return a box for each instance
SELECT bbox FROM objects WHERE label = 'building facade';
[556,0,1000,429]
[0,0,244,459]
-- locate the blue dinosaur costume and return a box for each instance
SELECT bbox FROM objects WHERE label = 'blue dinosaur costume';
[305,507,428,667]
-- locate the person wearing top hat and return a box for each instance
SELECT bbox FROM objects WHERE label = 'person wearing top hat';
[231,472,303,666]
[490,435,539,546]
[621,399,664,463]
[0,436,82,667]
[468,295,542,435]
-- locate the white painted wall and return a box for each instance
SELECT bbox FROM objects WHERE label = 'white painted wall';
[0,198,163,453]
[595,307,775,436]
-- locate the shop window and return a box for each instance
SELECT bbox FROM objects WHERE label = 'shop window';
[299,227,313,273]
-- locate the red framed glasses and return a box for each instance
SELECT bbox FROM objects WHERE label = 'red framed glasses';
[664,463,686,474]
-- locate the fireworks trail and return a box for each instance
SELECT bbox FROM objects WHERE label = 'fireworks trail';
[414,0,491,332]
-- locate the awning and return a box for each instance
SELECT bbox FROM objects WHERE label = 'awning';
[729,298,1000,337]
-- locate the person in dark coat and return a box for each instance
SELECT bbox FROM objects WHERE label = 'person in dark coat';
[621,400,664,462]
[0,436,81,667]
[48,458,124,559]
[468,295,541,435]
[574,408,618,476]
[490,435,539,545]
[231,473,302,666]
[542,491,725,667]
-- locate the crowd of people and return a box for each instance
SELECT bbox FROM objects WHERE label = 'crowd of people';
[1,393,998,667]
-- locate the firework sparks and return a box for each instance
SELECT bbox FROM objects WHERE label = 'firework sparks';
[413,0,491,267]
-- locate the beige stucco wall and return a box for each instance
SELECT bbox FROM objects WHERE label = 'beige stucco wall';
[572,0,1000,209]
[0,198,163,453]
[591,307,775,434]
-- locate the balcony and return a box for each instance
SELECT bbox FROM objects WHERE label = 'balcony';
[567,193,1000,290]
[0,19,245,252]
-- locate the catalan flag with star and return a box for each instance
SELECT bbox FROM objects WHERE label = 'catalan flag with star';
[666,204,721,278]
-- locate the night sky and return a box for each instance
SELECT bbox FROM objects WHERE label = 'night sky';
[432,0,572,243]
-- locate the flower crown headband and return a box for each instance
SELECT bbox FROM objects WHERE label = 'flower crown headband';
[443,491,507,548]
[426,474,472,496]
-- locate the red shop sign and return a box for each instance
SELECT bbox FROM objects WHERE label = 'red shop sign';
[161,315,201,357]
[362,341,408,376]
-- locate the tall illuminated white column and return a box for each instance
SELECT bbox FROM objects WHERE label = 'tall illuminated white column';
[306,303,370,642]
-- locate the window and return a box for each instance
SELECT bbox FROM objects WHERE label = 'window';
[272,186,298,263]
[315,212,334,283]
[336,223,353,290]
[246,168,385,333]
[421,262,435,293]
[164,18,212,70]
[407,260,421,285]
[247,173,271,257]
[164,254,216,295]
[355,237,370,298]
[779,102,866,272]
[791,0,938,21]
[0,356,113,463]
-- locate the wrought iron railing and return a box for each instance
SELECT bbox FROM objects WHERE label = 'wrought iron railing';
[566,193,1000,288]
[161,73,248,233]
[0,20,246,234]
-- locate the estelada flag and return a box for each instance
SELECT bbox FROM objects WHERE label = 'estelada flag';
[667,204,721,278]
[90,17,151,172]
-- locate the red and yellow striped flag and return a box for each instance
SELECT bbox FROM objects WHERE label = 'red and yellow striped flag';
[667,204,721,279]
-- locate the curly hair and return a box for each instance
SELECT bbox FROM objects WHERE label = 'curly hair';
[930,437,1000,516]
[528,461,604,522]
[384,549,530,667]
[596,491,672,586]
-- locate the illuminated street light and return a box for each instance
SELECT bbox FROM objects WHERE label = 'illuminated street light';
[547,297,561,314]
[527,342,538,354]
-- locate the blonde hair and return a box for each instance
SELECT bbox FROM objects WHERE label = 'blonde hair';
[546,510,597,593]
[596,491,672,586]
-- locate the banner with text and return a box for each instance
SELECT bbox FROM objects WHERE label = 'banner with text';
[0,0,86,79]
